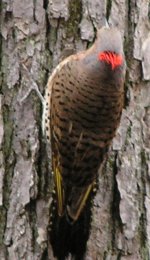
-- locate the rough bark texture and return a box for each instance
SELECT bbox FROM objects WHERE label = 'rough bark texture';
[0,0,150,259]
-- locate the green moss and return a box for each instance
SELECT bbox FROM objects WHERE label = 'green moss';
[0,112,14,240]
[49,26,57,49]
[0,5,2,91]
[107,155,115,170]
[43,50,53,72]
[3,105,13,159]
[141,150,147,165]
[87,41,94,49]
[106,0,112,20]
[25,201,39,252]
[141,247,149,260]
[65,0,82,39]
[0,208,6,244]
[2,104,15,208]
[124,125,132,146]
[127,125,131,138]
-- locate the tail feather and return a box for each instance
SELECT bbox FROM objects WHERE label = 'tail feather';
[48,179,98,259]
[66,182,95,222]
[53,155,97,223]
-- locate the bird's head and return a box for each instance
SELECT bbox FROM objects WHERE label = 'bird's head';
[96,26,124,70]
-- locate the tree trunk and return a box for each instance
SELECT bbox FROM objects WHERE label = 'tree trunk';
[0,0,150,259]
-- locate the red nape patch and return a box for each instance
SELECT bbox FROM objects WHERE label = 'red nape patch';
[98,51,123,70]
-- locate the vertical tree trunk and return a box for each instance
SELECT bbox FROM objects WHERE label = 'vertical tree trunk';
[0,0,150,259]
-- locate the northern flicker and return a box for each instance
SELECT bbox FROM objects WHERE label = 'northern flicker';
[43,26,126,223]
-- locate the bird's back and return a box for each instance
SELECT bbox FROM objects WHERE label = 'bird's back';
[43,26,125,221]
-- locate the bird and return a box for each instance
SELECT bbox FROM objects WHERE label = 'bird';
[43,26,126,224]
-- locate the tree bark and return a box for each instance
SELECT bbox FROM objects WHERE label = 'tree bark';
[0,0,150,259]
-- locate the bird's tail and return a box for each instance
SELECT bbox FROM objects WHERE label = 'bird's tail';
[48,180,98,259]
[65,181,96,223]
[53,156,97,223]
